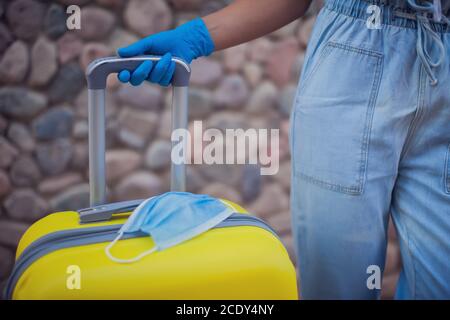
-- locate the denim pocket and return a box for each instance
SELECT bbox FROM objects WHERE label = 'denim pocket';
[445,144,450,194]
[292,42,383,195]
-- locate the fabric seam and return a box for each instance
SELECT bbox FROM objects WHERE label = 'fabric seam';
[445,143,450,194]
[399,66,426,162]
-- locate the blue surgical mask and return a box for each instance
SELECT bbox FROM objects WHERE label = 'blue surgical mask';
[105,192,234,263]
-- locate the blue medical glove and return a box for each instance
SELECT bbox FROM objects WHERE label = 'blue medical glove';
[117,18,215,87]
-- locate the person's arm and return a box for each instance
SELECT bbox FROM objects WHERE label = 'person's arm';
[204,0,312,51]
[117,0,312,86]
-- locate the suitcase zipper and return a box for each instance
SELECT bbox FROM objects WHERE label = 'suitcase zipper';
[4,214,280,300]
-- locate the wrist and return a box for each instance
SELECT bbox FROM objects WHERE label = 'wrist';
[178,18,215,61]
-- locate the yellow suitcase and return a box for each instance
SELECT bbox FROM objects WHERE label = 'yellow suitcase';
[4,56,298,300]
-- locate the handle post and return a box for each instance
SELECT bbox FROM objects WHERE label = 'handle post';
[171,86,189,192]
[88,89,106,206]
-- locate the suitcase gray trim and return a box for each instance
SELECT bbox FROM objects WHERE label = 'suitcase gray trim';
[4,214,280,300]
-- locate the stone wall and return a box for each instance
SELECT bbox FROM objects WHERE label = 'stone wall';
[0,0,400,299]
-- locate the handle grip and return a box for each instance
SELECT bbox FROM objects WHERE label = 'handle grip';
[86,56,191,89]
[86,56,190,209]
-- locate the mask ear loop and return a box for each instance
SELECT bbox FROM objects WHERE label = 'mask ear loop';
[105,232,158,264]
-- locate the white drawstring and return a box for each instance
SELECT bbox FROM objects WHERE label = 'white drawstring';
[404,0,449,85]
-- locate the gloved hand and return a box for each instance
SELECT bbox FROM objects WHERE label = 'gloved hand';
[117,18,215,87]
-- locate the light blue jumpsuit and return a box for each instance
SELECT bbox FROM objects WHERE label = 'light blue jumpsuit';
[290,0,450,299]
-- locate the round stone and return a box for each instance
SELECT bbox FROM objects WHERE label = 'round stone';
[248,38,274,63]
[96,0,127,9]
[124,0,173,37]
[32,107,74,140]
[116,108,159,149]
[48,63,84,103]
[199,0,226,16]
[0,137,18,169]
[243,63,263,88]
[266,38,299,87]
[188,88,212,120]
[0,170,11,197]
[247,183,289,218]
[105,149,142,183]
[169,0,203,10]
[29,36,58,87]
[271,20,298,39]
[4,189,49,222]
[9,156,41,187]
[213,75,249,109]
[0,220,29,248]
[0,23,14,56]
[145,140,172,170]
[116,82,162,110]
[246,81,278,114]
[199,182,242,204]
[0,87,47,119]
[107,28,139,51]
[6,0,46,40]
[114,171,163,201]
[156,109,171,139]
[57,0,91,4]
[73,120,88,139]
[78,6,115,40]
[185,166,206,193]
[35,139,73,176]
[190,58,223,87]
[57,33,83,64]
[200,164,243,189]
[267,212,292,236]
[241,164,262,202]
[44,3,67,39]
[205,111,248,131]
[223,43,247,72]
[0,40,29,84]
[50,183,90,212]
[0,246,14,280]
[38,173,83,195]
[71,142,89,170]
[0,116,6,135]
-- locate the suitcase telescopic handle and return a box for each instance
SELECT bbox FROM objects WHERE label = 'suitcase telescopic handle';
[86,56,191,208]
